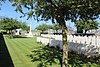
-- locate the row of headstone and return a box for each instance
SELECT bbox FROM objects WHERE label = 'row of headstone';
[41,34,100,47]
[41,34,62,40]
[37,37,62,49]
[37,36,100,55]
[68,35,100,47]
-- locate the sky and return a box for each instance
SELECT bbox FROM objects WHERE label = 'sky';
[0,0,51,30]
[1,1,100,30]
[0,0,76,30]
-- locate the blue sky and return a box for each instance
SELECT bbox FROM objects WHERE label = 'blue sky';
[0,0,52,30]
[1,1,99,30]
[0,0,76,30]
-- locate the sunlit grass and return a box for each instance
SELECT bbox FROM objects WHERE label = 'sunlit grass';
[4,35,100,67]
[4,35,41,67]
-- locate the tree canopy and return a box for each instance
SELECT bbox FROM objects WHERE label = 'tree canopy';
[0,17,21,31]
[20,22,30,31]
[36,23,51,33]
[0,17,30,31]
[75,20,99,33]
[52,23,61,32]
[0,17,21,38]
[9,0,100,24]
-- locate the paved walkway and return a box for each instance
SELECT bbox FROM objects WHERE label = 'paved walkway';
[0,33,14,67]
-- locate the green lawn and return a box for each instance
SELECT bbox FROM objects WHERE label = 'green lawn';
[4,35,61,67]
[4,35,100,67]
[4,35,40,67]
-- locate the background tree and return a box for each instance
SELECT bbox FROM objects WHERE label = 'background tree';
[20,22,30,32]
[36,23,51,33]
[52,23,73,33]
[75,20,99,34]
[52,23,61,33]
[9,0,100,66]
[75,20,84,33]
[0,17,21,38]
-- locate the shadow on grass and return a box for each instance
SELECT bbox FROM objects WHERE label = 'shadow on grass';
[68,42,100,67]
[28,45,62,67]
[5,35,28,39]
[28,44,100,67]
[68,51,100,67]
[0,33,14,67]
[13,35,28,38]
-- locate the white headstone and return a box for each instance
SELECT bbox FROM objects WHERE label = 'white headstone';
[15,29,21,35]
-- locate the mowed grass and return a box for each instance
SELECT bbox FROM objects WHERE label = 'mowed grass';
[4,35,61,67]
[3,35,100,67]
[4,35,43,67]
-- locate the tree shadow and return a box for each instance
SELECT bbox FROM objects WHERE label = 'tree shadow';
[0,33,14,67]
[68,42,100,56]
[68,42,100,67]
[5,35,28,39]
[13,35,28,38]
[28,38,100,67]
[68,51,100,67]
[28,45,62,67]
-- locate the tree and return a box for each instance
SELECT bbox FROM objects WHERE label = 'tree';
[75,20,84,33]
[36,23,51,33]
[9,0,100,67]
[20,22,30,31]
[75,20,99,34]
[0,17,21,38]
[52,23,73,33]
[52,23,61,33]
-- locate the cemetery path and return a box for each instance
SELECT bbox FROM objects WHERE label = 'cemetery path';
[0,33,14,67]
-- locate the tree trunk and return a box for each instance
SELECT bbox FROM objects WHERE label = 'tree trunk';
[55,15,68,67]
[62,26,68,67]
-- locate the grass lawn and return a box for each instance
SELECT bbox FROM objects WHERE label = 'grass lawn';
[4,35,61,67]
[4,35,100,67]
[4,35,40,67]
